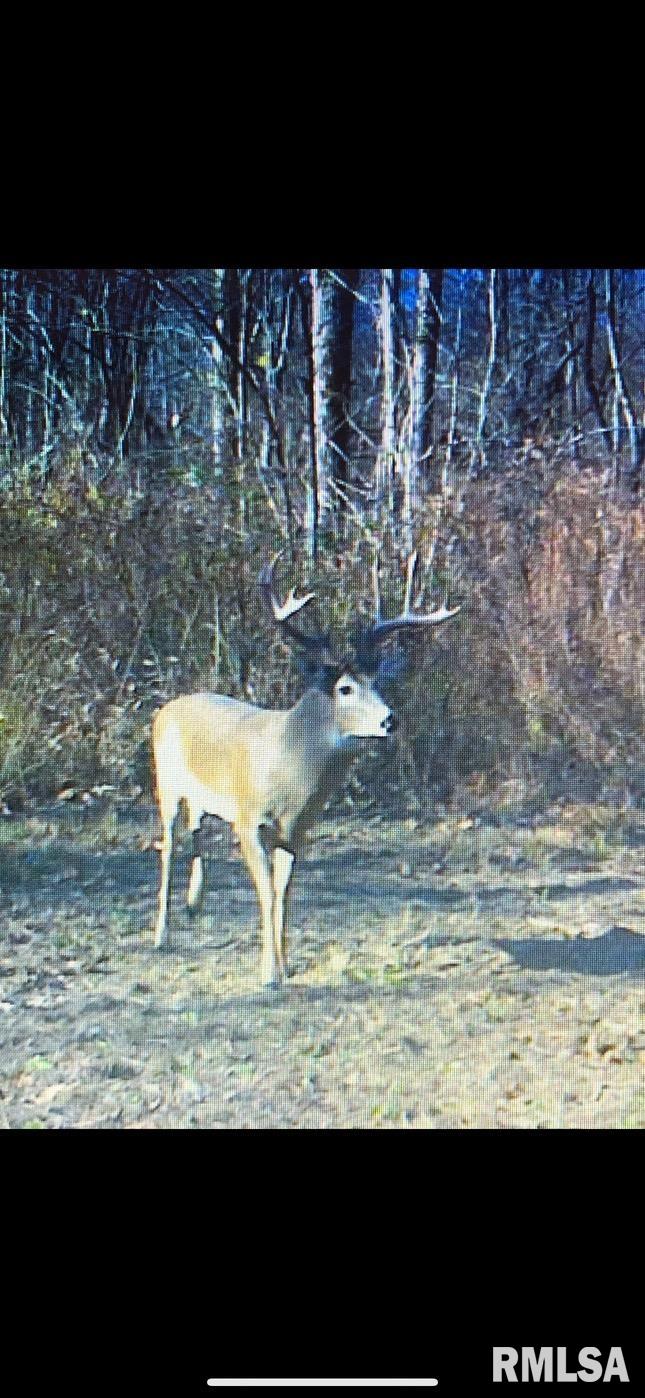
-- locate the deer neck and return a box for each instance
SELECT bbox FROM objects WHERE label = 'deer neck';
[285,688,353,779]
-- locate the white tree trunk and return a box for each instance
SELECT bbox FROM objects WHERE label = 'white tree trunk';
[604,269,638,479]
[307,268,329,555]
[378,268,396,516]
[410,268,430,481]
[471,268,497,474]
[0,270,8,442]
[207,269,229,457]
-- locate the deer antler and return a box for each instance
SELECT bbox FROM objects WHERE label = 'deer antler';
[354,551,460,671]
[259,554,334,660]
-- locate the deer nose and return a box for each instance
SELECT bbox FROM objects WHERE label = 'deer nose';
[382,712,397,734]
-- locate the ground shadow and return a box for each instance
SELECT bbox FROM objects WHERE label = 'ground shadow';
[2,848,642,941]
[533,876,639,900]
[497,926,645,976]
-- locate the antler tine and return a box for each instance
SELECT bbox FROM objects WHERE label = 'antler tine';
[259,554,332,658]
[367,601,462,642]
[259,553,316,621]
[357,549,461,659]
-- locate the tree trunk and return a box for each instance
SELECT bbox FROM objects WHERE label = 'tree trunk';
[207,269,229,458]
[0,269,9,445]
[471,268,497,474]
[327,268,358,533]
[584,270,609,451]
[604,268,640,487]
[411,268,444,489]
[305,268,340,555]
[378,268,396,517]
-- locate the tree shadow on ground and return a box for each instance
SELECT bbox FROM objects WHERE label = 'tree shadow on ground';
[531,875,638,900]
[2,827,640,939]
[496,926,645,976]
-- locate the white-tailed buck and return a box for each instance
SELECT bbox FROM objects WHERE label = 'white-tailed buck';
[152,553,460,986]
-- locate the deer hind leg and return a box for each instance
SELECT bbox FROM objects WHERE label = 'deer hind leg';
[238,826,281,987]
[154,793,179,948]
[272,847,295,978]
[186,807,206,916]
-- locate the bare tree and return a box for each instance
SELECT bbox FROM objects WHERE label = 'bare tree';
[471,268,497,474]
[604,268,640,488]
[377,268,396,517]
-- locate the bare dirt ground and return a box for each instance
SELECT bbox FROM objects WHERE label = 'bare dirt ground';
[1,797,643,1129]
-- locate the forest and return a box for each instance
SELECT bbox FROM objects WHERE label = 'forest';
[0,267,643,1130]
[0,267,642,808]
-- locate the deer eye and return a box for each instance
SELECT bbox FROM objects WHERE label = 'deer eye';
[338,683,353,696]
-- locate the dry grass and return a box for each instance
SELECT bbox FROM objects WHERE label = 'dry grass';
[0,798,643,1129]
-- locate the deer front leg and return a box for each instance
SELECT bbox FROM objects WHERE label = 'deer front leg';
[238,826,281,987]
[272,847,295,978]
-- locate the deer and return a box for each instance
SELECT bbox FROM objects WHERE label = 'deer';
[151,552,460,987]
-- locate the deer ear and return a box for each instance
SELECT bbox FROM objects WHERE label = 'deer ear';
[376,645,409,683]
